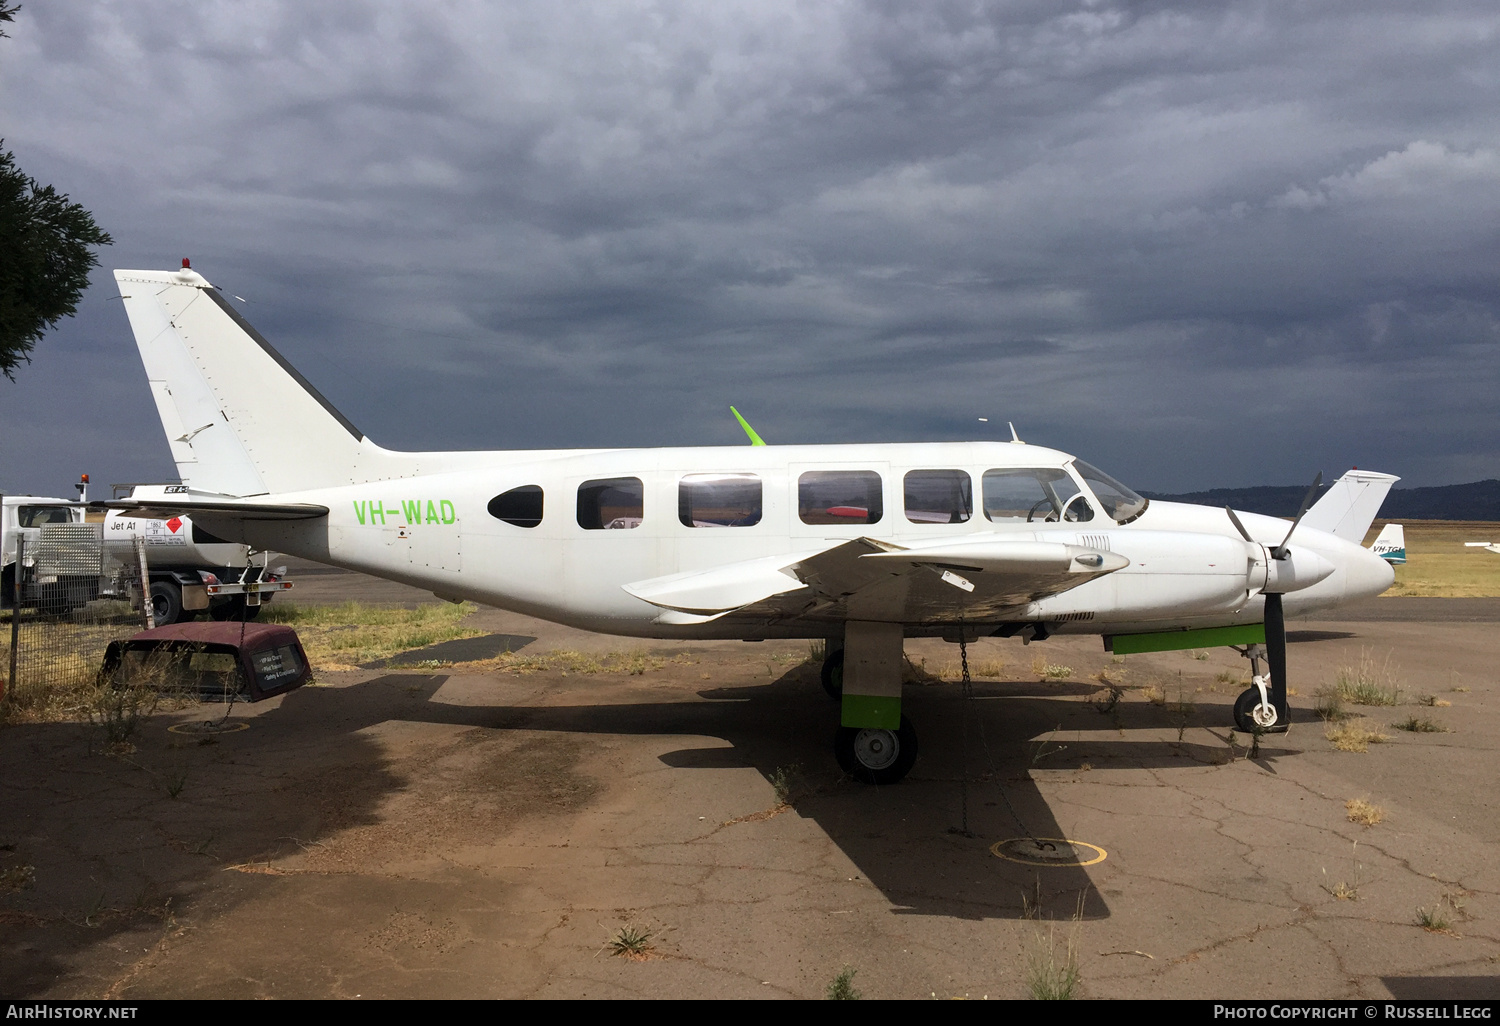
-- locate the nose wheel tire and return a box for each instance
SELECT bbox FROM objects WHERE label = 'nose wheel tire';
[1234,687,1287,733]
[835,715,918,785]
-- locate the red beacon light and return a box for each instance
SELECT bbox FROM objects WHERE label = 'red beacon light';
[182,257,191,269]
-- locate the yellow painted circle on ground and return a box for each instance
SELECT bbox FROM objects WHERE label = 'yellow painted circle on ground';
[168,720,249,735]
[991,837,1107,867]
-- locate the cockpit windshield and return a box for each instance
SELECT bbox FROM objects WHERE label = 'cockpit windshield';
[1071,460,1149,524]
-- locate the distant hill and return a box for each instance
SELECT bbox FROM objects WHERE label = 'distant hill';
[1140,479,1500,521]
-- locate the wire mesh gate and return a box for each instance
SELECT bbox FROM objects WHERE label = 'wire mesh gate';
[3,523,149,705]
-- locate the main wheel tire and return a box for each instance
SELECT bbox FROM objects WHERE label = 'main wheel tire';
[149,580,185,626]
[1234,687,1285,733]
[820,648,844,700]
[835,715,918,785]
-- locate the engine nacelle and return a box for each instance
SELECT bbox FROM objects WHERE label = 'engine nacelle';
[1248,544,1336,594]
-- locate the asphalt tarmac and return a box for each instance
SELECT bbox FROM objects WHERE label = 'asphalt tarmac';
[1,562,1495,999]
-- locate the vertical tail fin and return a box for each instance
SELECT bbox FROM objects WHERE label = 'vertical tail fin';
[1300,469,1400,544]
[1370,523,1406,564]
[115,267,387,496]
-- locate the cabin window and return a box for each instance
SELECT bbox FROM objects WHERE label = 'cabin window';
[487,485,544,528]
[577,477,644,530]
[904,470,972,524]
[679,474,763,528]
[798,471,883,525]
[982,468,1094,523]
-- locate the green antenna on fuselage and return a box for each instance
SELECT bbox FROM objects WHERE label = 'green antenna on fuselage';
[730,406,766,446]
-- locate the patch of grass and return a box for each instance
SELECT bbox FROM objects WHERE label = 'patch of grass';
[1169,690,1196,741]
[1140,684,1166,706]
[1416,899,1452,933]
[1345,797,1384,826]
[1393,715,1447,733]
[609,924,653,959]
[1333,649,1401,706]
[1417,695,1452,708]
[1025,900,1083,1000]
[1031,654,1072,679]
[826,965,861,1000]
[808,640,827,664]
[1314,686,1346,722]
[164,764,189,799]
[1191,650,1209,661]
[0,864,36,892]
[1325,718,1390,753]
[261,601,484,669]
[769,764,803,806]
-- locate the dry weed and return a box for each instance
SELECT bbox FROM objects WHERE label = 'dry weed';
[1325,719,1390,753]
[1345,797,1384,826]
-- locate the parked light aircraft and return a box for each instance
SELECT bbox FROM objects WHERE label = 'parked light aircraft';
[1370,524,1407,565]
[102,262,1399,783]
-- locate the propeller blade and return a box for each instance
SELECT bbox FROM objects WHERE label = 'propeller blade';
[1264,592,1289,722]
[1271,471,1323,559]
[1225,506,1253,543]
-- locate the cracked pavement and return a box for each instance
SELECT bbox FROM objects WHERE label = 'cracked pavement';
[1,584,1497,999]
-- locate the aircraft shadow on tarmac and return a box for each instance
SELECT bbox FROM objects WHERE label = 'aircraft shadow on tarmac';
[247,668,1320,923]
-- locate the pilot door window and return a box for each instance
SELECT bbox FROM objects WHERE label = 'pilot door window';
[577,478,644,530]
[679,474,763,527]
[982,468,1093,523]
[798,471,884,525]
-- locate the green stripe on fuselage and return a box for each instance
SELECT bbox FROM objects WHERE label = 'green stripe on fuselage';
[1108,623,1266,655]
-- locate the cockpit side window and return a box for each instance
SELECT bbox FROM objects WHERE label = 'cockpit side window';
[798,471,883,525]
[904,470,972,524]
[982,469,1093,523]
[1071,460,1149,524]
[679,474,763,527]
[577,477,643,530]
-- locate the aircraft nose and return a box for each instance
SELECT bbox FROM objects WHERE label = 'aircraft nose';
[1343,545,1396,601]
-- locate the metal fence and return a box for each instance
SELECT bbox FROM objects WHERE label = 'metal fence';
[3,524,149,705]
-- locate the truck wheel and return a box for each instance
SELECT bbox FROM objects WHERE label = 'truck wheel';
[149,581,184,625]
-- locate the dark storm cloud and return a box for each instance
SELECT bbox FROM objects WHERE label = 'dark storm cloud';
[2,1,1497,497]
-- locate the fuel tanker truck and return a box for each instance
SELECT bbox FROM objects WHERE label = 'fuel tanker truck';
[3,479,293,623]
[101,483,294,624]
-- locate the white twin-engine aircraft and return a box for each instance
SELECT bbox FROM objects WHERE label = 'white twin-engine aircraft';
[105,263,1399,784]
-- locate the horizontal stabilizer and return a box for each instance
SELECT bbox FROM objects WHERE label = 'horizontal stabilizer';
[92,500,329,521]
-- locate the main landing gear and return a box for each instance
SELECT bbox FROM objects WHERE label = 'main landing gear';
[821,629,920,785]
[834,716,919,785]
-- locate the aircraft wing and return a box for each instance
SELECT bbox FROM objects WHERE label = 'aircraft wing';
[623,535,1127,626]
[91,500,329,521]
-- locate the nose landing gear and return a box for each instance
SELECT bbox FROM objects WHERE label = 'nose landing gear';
[1233,592,1290,733]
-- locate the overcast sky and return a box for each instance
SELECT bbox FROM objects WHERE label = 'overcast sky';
[2,1,1497,498]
